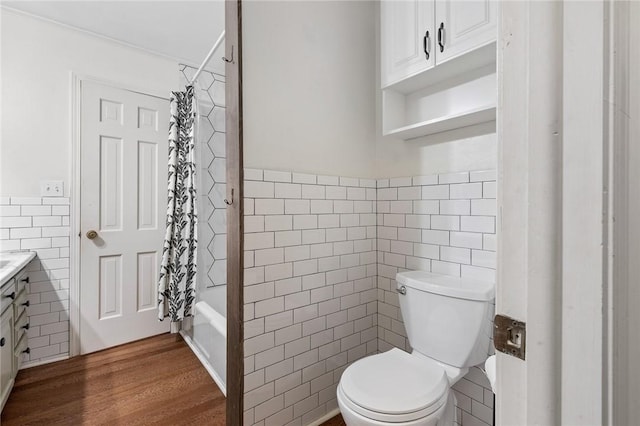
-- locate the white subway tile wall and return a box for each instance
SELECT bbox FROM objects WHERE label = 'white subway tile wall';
[0,197,70,366]
[244,170,378,426]
[244,169,496,426]
[376,170,496,426]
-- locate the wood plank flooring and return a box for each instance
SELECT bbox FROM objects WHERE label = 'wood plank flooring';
[1,333,225,426]
[320,414,346,425]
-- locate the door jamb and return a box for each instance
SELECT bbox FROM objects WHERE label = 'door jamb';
[225,1,244,424]
[496,2,563,424]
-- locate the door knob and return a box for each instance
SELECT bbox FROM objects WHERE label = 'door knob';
[86,230,98,240]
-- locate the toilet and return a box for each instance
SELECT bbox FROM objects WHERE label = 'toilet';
[337,271,495,426]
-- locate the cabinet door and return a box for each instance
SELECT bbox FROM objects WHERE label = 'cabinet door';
[0,307,14,407]
[434,0,497,64]
[381,0,435,87]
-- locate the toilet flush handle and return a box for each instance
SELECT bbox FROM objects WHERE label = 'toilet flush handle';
[397,285,407,295]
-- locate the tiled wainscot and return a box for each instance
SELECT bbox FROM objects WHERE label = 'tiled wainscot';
[0,196,71,366]
[243,168,497,426]
[243,170,378,426]
[376,170,496,426]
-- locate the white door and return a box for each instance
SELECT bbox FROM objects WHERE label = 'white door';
[434,0,496,64]
[80,81,170,354]
[381,0,435,87]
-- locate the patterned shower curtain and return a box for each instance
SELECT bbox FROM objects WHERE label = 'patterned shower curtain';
[158,86,198,326]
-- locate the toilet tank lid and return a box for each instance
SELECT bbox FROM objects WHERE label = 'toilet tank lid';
[397,271,495,301]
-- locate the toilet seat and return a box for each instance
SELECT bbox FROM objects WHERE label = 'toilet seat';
[339,348,449,423]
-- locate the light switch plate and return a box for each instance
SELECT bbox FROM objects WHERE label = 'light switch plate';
[40,180,64,197]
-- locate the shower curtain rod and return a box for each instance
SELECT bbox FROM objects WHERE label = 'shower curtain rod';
[190,30,226,84]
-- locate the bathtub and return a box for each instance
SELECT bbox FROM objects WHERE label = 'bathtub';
[181,300,227,395]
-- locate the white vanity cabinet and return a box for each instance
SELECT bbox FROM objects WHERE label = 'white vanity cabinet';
[381,0,497,139]
[1,279,16,409]
[0,253,33,412]
[13,269,30,372]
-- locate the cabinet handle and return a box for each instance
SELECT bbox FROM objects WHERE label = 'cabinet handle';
[423,30,431,60]
[438,22,445,52]
[20,276,29,284]
[22,300,30,307]
[5,292,16,300]
[0,337,5,347]
[22,323,30,330]
[22,347,30,354]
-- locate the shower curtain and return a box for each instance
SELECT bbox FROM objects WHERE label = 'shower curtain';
[158,86,198,326]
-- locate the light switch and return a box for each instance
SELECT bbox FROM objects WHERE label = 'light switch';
[40,180,64,197]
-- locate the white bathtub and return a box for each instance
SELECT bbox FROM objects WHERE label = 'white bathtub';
[181,300,227,395]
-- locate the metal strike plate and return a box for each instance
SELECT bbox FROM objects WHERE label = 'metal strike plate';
[494,314,526,360]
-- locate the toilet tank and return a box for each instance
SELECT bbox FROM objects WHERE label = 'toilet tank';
[396,271,495,368]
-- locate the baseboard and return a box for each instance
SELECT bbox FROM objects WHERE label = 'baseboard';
[21,354,69,369]
[307,407,341,426]
[179,331,227,396]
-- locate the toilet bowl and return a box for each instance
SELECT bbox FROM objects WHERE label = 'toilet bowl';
[337,271,495,426]
[337,348,461,425]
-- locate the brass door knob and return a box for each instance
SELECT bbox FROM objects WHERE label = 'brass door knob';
[86,230,98,240]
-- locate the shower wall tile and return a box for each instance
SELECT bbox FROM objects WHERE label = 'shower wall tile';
[244,170,377,426]
[180,64,227,288]
[0,196,70,366]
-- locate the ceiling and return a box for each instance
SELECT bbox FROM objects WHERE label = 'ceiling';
[1,1,225,70]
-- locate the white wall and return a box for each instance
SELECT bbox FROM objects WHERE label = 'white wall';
[242,1,377,178]
[0,9,179,196]
[375,129,497,177]
[241,1,495,179]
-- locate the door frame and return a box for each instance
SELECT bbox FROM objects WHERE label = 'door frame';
[603,1,636,424]
[497,1,625,424]
[68,74,169,357]
[496,2,563,424]
[225,0,244,424]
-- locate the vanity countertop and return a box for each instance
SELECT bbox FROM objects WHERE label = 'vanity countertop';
[0,251,36,288]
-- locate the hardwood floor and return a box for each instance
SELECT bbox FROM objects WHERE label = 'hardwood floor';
[1,333,225,426]
[320,414,346,426]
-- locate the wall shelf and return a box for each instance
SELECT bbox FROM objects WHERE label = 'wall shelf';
[381,39,497,141]
[382,64,497,140]
[385,105,496,140]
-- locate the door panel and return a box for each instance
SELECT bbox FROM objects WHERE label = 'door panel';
[99,136,123,231]
[435,0,497,64]
[80,81,169,354]
[381,0,435,87]
[137,252,157,312]
[137,141,158,230]
[99,255,122,319]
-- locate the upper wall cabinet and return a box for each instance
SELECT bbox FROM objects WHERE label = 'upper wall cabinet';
[434,0,497,64]
[381,0,435,87]
[381,0,497,140]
